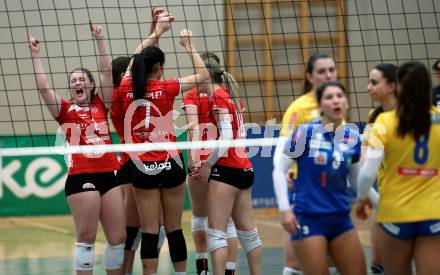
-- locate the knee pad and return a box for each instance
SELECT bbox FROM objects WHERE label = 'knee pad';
[158,226,166,249]
[207,228,228,253]
[103,242,124,270]
[166,229,187,262]
[191,215,207,232]
[236,229,262,254]
[140,232,159,259]
[74,242,95,271]
[125,226,141,251]
[226,222,237,238]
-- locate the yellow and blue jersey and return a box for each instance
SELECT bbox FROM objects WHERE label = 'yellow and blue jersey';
[286,119,362,215]
[279,92,319,204]
[368,108,440,223]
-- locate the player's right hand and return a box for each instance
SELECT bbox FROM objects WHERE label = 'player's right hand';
[280,210,299,234]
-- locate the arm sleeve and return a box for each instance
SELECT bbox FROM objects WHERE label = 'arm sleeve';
[164,78,181,98]
[55,99,69,123]
[181,90,196,109]
[272,136,296,211]
[206,119,233,167]
[357,147,384,200]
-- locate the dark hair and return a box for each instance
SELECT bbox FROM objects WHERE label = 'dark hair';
[200,52,220,64]
[397,61,431,140]
[315,80,347,104]
[69,67,96,96]
[368,63,399,123]
[131,46,165,100]
[303,52,333,93]
[112,56,130,88]
[432,59,440,72]
[205,59,242,112]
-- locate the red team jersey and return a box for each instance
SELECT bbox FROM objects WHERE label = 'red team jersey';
[210,87,252,169]
[118,75,181,162]
[110,86,129,166]
[181,88,217,161]
[56,96,118,175]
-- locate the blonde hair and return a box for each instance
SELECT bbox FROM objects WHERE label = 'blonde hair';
[205,59,242,112]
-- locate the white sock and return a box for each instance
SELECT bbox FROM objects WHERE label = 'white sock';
[226,261,236,270]
[196,252,208,259]
[175,272,186,275]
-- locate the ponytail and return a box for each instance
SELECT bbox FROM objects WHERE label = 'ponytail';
[223,71,242,112]
[131,54,147,100]
[396,61,431,140]
[130,46,165,100]
[205,58,242,113]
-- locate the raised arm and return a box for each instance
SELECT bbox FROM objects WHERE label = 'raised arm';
[28,33,61,119]
[90,22,113,108]
[148,7,166,46]
[178,29,210,92]
[125,10,175,75]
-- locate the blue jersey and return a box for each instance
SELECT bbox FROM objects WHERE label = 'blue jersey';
[285,119,361,215]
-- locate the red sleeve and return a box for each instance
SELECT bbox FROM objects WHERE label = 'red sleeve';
[55,99,70,124]
[212,91,230,111]
[120,75,132,88]
[110,87,123,120]
[181,89,196,109]
[164,78,181,98]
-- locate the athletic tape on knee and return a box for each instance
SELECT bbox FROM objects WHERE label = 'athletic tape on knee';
[207,228,228,253]
[283,267,302,275]
[74,242,95,271]
[236,229,262,254]
[157,226,166,249]
[140,232,159,259]
[125,225,141,251]
[103,242,124,270]
[166,229,187,262]
[226,222,237,238]
[191,216,207,232]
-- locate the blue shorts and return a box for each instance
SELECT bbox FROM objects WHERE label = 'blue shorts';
[291,212,354,241]
[380,220,440,240]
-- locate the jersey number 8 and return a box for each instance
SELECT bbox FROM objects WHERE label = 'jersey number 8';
[413,135,429,164]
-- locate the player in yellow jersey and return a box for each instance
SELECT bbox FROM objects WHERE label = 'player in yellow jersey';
[363,63,398,275]
[357,61,440,275]
[273,52,338,275]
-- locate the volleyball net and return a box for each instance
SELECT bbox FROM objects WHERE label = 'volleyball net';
[1,0,439,151]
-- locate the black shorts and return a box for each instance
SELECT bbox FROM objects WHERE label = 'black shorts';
[65,171,118,197]
[131,155,187,189]
[209,165,254,189]
[116,159,134,185]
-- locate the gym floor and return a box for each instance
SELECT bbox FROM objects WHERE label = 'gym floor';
[0,208,374,275]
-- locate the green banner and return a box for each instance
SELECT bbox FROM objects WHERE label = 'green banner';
[0,132,191,217]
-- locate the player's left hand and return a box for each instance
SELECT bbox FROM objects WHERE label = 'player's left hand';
[197,161,212,183]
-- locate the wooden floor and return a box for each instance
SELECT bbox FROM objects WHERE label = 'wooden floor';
[0,208,375,274]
